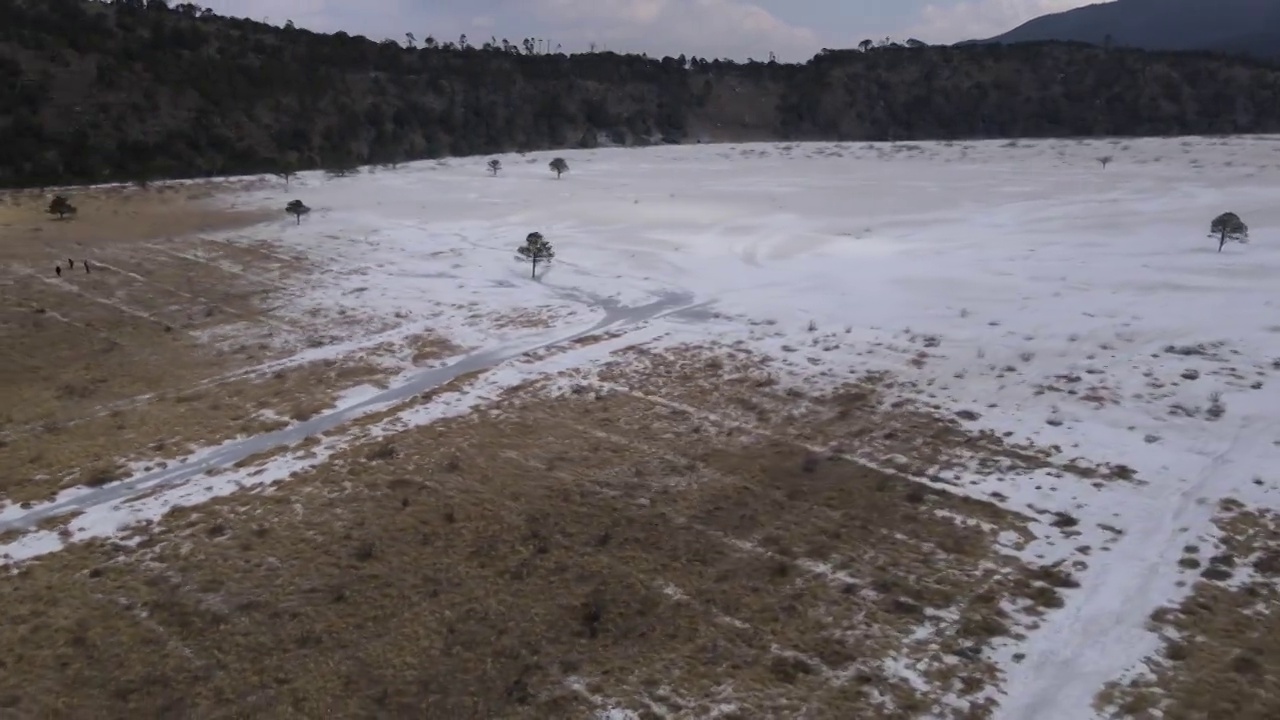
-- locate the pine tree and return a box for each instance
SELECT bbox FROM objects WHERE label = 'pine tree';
[1210,212,1248,252]
[516,231,555,279]
[286,199,311,224]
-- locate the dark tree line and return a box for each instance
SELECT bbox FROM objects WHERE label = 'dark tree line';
[1,0,1279,188]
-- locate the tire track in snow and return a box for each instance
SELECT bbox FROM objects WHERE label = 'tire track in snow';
[995,417,1275,720]
[0,291,710,537]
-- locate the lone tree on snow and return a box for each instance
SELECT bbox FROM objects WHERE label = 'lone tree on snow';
[275,169,298,186]
[1210,212,1248,252]
[549,157,569,178]
[286,199,311,224]
[516,231,555,279]
[47,195,76,219]
[1097,155,1113,169]
[488,158,502,176]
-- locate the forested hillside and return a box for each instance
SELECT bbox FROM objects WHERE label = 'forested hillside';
[2,0,1280,188]
[973,0,1280,59]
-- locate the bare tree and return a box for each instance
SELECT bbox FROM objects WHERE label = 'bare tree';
[488,158,502,176]
[516,231,555,279]
[1097,156,1114,169]
[47,195,76,219]
[275,169,298,186]
[549,157,569,178]
[286,199,311,225]
[1210,212,1248,252]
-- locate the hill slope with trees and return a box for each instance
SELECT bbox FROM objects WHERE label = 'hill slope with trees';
[971,0,1280,59]
[2,0,1280,188]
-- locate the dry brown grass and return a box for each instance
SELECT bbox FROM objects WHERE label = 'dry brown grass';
[0,180,273,250]
[0,353,412,503]
[0,183,453,504]
[395,331,464,366]
[0,183,286,415]
[479,307,561,331]
[0,349,1076,719]
[1098,502,1280,719]
[594,343,1082,490]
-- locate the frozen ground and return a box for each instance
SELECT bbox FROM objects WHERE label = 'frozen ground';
[5,134,1280,717]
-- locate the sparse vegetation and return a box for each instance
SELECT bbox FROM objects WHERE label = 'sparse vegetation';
[1210,211,1249,252]
[550,157,569,178]
[0,352,1063,717]
[488,159,502,176]
[1207,390,1226,419]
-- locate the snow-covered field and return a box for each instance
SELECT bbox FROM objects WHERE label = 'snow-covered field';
[5,134,1280,717]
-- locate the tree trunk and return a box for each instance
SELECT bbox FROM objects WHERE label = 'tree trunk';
[1219,230,1226,252]
[531,259,537,279]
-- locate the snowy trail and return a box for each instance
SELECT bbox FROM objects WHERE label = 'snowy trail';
[995,422,1266,719]
[0,290,706,535]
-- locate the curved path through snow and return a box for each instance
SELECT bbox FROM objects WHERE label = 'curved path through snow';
[0,290,709,536]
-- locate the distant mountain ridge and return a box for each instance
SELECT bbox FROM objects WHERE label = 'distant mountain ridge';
[965,0,1280,58]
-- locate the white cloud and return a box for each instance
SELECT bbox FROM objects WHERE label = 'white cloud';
[216,0,821,60]
[212,0,1102,61]
[210,0,326,24]
[906,0,1097,44]
[519,0,822,60]
[214,0,417,39]
[536,0,668,25]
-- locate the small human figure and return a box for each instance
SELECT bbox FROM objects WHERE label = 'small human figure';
[68,258,74,268]
[55,265,61,277]
[84,260,91,274]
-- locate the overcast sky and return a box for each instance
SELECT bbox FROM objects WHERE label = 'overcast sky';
[199,0,1099,61]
